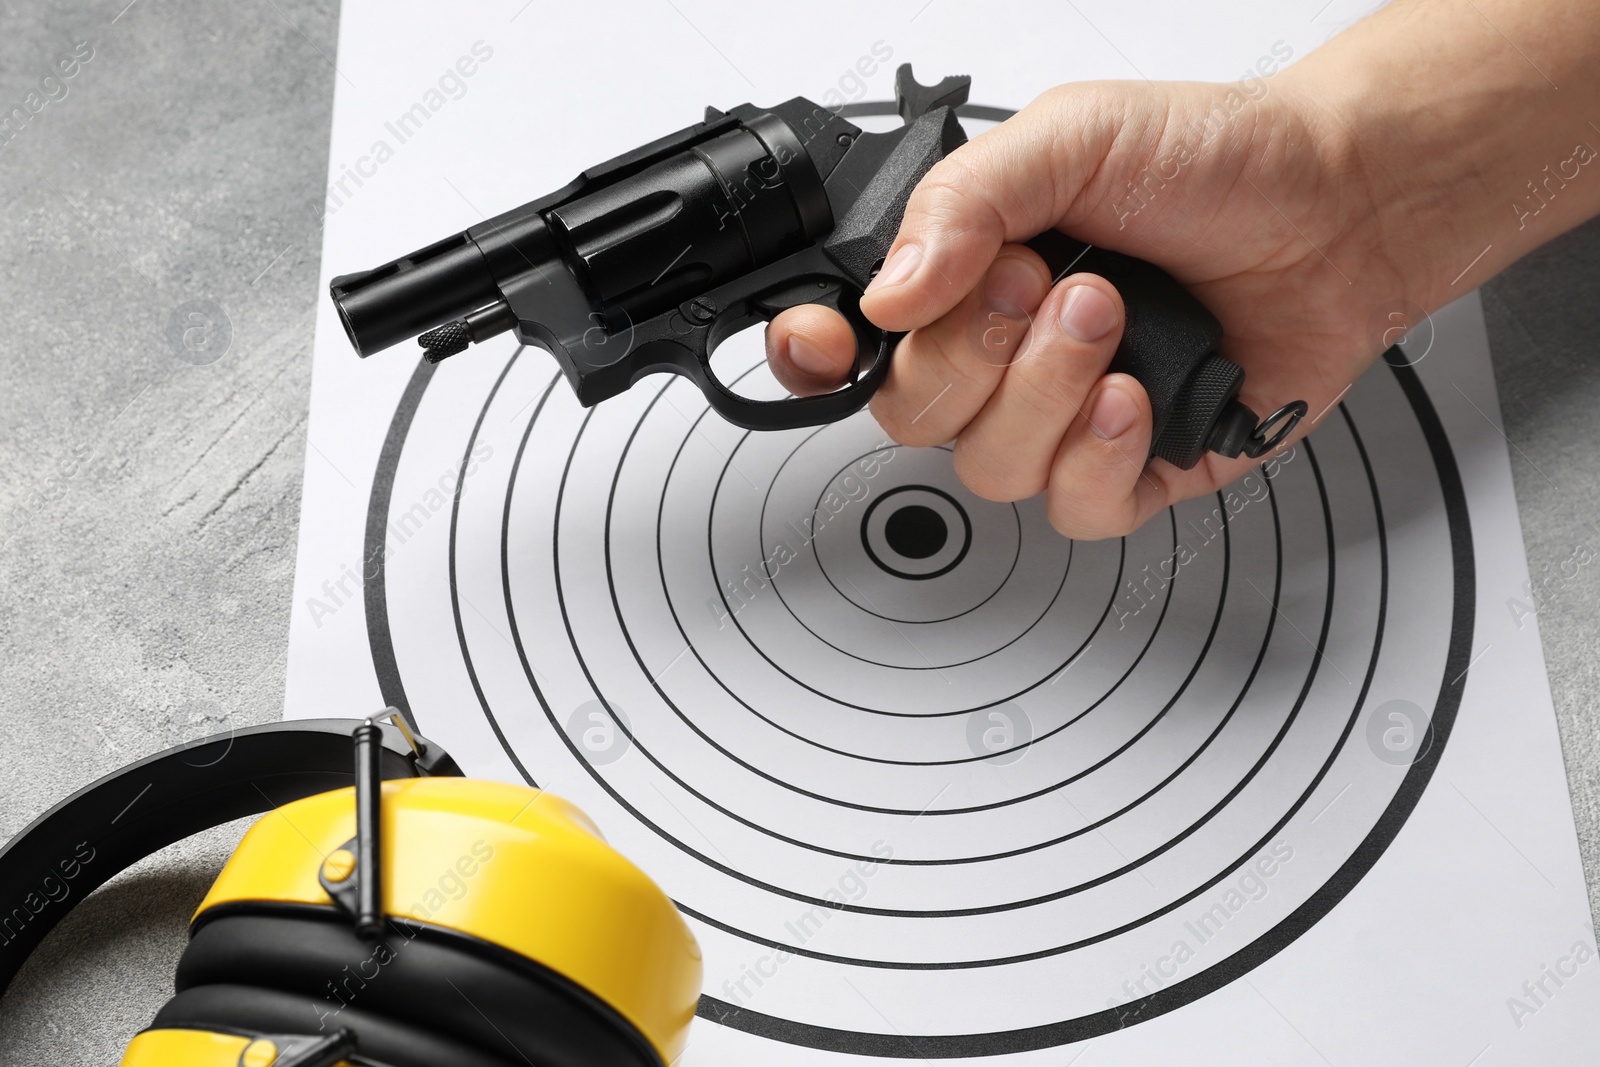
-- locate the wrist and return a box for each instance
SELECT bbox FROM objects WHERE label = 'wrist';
[1278,30,1466,313]
[1285,0,1600,312]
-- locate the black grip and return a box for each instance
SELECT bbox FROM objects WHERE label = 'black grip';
[1025,232,1242,470]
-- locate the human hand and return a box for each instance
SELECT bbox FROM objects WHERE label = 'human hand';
[764,74,1385,539]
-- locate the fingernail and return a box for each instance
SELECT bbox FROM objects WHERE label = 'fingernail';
[983,257,1041,317]
[786,335,835,377]
[868,244,921,292]
[1058,285,1119,342]
[1089,384,1139,440]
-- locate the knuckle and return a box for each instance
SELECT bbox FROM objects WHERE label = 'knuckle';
[1034,81,1087,111]
[921,318,998,390]
[870,393,938,447]
[1047,488,1134,541]
[893,418,947,449]
[953,439,1040,503]
[868,397,912,444]
[1008,364,1073,422]
[901,425,951,449]
[1046,509,1080,539]
[1047,502,1102,541]
[1006,329,1116,414]
[904,154,1004,244]
[909,156,978,214]
[871,330,1000,448]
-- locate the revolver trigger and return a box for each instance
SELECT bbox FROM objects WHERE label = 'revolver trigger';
[894,63,971,125]
[752,278,845,316]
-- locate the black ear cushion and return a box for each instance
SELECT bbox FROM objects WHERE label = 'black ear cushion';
[163,906,665,1067]
[151,985,519,1067]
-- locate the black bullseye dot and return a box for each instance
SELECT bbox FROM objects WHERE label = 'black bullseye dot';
[884,504,947,559]
[861,485,973,581]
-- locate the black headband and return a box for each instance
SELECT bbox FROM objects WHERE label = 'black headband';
[0,715,458,994]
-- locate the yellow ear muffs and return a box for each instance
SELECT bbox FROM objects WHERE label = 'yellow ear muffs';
[124,776,701,1067]
[0,715,701,1067]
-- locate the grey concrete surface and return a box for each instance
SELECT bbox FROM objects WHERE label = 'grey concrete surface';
[0,1,339,1061]
[0,1,1596,1063]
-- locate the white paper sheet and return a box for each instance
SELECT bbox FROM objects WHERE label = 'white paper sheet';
[286,2,1600,1062]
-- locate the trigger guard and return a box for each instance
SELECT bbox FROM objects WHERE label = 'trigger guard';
[659,244,897,428]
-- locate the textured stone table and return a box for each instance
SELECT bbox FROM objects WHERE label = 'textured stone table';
[1,1,1596,1061]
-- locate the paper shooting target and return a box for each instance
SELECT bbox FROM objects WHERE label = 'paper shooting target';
[359,106,1472,1057]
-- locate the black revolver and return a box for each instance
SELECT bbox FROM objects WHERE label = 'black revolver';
[329,65,1304,469]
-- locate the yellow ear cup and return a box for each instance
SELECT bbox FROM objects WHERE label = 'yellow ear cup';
[120,1029,359,1067]
[119,1028,256,1066]
[192,778,701,1065]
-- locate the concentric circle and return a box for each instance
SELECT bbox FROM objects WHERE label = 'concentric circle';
[861,486,971,580]
[357,105,1471,1062]
[363,339,1469,1057]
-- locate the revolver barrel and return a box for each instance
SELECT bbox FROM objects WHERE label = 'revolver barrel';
[329,231,503,358]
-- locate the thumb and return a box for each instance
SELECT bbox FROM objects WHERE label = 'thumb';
[859,85,1126,332]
